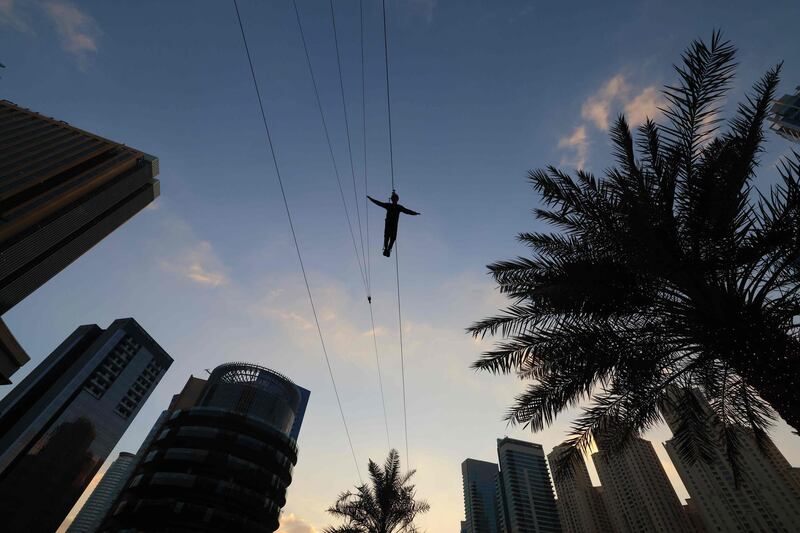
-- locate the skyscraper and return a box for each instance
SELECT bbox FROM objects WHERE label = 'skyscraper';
[103,362,310,533]
[0,318,172,533]
[0,100,160,381]
[496,437,561,533]
[462,458,501,533]
[547,444,611,533]
[68,452,139,533]
[663,390,800,531]
[592,437,690,533]
[768,86,800,143]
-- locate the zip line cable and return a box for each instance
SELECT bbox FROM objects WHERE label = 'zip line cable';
[329,0,368,288]
[381,0,410,467]
[360,0,371,295]
[359,0,390,448]
[381,0,396,191]
[232,0,362,484]
[395,243,409,466]
[293,0,390,450]
[291,0,368,297]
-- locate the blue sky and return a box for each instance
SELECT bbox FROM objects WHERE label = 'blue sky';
[3,1,800,531]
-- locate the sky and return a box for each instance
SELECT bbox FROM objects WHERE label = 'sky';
[2,0,800,531]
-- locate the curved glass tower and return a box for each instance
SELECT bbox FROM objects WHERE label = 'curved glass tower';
[103,363,309,533]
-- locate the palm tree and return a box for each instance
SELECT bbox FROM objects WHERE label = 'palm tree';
[324,449,429,533]
[468,32,800,476]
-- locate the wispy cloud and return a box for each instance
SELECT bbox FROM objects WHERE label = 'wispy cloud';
[581,74,629,130]
[42,1,100,65]
[559,73,664,169]
[0,0,31,32]
[624,86,663,127]
[558,125,588,169]
[160,240,230,288]
[276,514,319,533]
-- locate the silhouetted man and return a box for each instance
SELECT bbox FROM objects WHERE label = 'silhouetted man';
[368,191,420,257]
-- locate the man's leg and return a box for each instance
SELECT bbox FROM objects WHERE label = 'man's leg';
[385,233,396,256]
[383,232,391,256]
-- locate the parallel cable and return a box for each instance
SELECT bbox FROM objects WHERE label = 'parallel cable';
[233,0,362,483]
[381,0,396,190]
[359,0,390,448]
[329,0,368,284]
[381,0,410,468]
[292,0,368,296]
[360,0,371,295]
[295,0,390,448]
[394,243,409,466]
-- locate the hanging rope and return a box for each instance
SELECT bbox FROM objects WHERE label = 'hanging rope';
[361,0,371,297]
[360,0,390,449]
[381,0,410,467]
[381,0,396,191]
[232,0,362,483]
[294,0,391,451]
[292,0,368,296]
[329,0,368,286]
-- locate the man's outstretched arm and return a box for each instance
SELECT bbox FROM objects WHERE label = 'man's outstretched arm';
[367,195,390,209]
[400,205,420,215]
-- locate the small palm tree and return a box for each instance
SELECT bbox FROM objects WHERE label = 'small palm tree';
[468,32,800,476]
[324,449,429,533]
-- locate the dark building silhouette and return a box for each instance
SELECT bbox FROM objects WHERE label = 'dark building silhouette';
[0,318,172,533]
[68,451,139,533]
[0,100,160,382]
[461,458,501,533]
[102,363,310,533]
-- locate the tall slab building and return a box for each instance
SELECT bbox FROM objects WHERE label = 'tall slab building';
[0,100,160,382]
[0,318,172,533]
[547,444,611,533]
[496,437,562,533]
[102,363,310,533]
[67,452,139,533]
[592,438,690,533]
[663,390,800,531]
[462,458,501,533]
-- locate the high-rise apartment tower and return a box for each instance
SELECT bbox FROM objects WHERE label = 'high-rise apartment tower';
[103,363,310,533]
[0,100,160,382]
[0,318,172,533]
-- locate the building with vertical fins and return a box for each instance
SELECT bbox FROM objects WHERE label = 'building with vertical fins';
[462,459,501,533]
[67,452,139,533]
[592,437,690,533]
[769,87,800,143]
[547,444,611,533]
[0,100,160,382]
[0,318,172,533]
[663,390,800,532]
[102,363,310,533]
[496,437,562,533]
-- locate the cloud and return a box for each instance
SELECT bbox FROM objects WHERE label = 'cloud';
[277,514,319,533]
[0,0,31,32]
[42,1,100,64]
[624,86,663,127]
[558,125,588,169]
[160,240,230,288]
[558,73,664,169]
[581,74,629,130]
[580,74,663,131]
